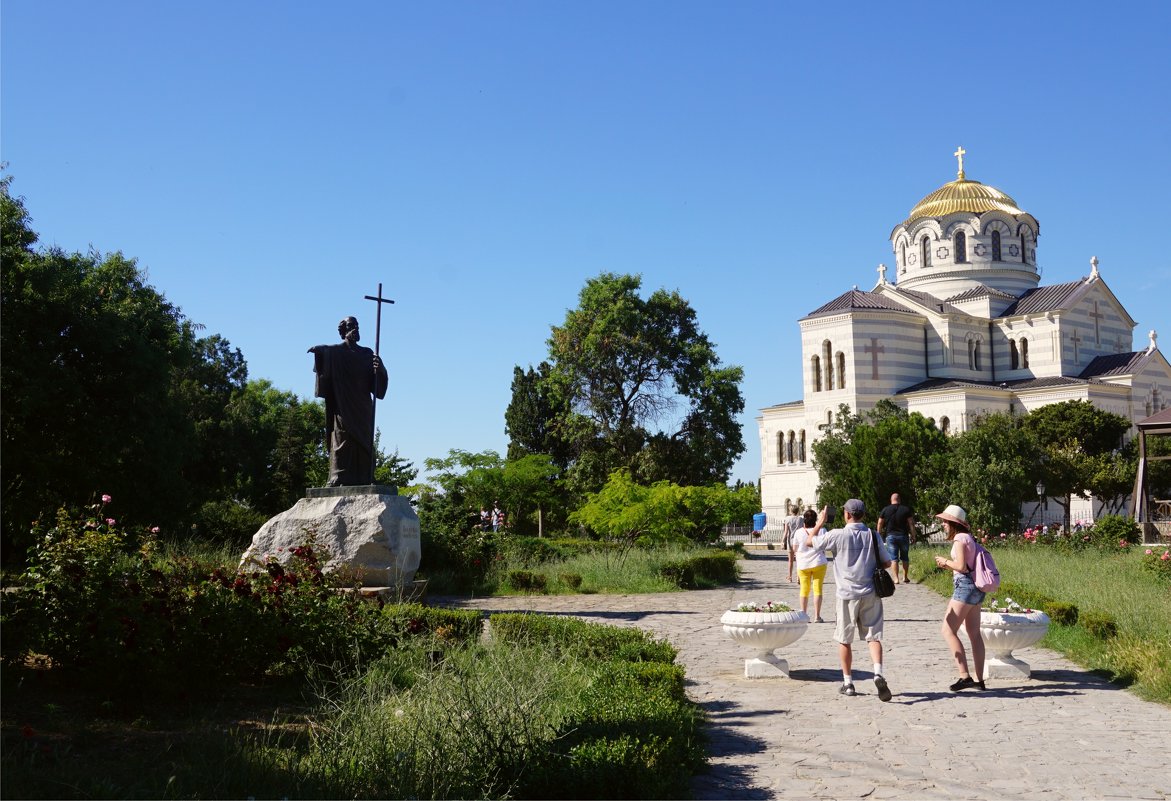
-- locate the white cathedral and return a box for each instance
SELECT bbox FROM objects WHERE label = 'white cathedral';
[757,148,1170,525]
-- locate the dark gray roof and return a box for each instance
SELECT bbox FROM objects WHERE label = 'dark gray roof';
[1000,279,1085,316]
[946,286,1017,302]
[1137,408,1171,430]
[897,375,1092,395]
[888,287,965,315]
[1080,351,1147,378]
[803,289,919,319]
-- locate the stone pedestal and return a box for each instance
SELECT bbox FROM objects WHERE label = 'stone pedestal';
[241,485,421,589]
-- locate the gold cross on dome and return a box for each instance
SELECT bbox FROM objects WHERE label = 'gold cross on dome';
[954,146,967,179]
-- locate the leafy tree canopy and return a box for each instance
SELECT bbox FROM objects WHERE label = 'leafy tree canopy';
[522,272,745,495]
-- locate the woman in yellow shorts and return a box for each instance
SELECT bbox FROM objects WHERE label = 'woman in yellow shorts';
[788,508,829,622]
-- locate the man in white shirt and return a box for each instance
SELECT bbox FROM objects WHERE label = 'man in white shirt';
[806,498,893,701]
[782,505,804,550]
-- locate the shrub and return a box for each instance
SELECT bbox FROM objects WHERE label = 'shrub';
[559,572,584,590]
[1044,601,1079,626]
[490,613,677,664]
[658,550,738,588]
[498,536,568,566]
[381,603,483,645]
[1084,515,1141,551]
[1080,611,1118,640]
[1140,548,1171,582]
[507,570,548,593]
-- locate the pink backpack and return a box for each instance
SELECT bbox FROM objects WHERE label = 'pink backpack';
[971,543,1001,593]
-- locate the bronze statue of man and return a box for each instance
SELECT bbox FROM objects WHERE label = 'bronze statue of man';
[308,316,389,486]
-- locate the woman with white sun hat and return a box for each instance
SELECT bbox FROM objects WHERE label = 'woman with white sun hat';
[933,504,986,691]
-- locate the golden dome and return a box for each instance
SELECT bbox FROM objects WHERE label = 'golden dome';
[903,177,1027,225]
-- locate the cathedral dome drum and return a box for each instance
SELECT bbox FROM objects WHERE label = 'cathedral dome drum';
[890,148,1041,300]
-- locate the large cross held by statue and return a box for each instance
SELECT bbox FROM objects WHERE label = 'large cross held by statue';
[365,282,396,480]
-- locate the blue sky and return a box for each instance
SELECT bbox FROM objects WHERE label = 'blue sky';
[4,1,1169,486]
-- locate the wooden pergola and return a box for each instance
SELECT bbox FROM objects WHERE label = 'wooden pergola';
[1132,407,1171,544]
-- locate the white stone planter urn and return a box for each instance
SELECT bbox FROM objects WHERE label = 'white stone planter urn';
[980,609,1050,679]
[720,608,810,678]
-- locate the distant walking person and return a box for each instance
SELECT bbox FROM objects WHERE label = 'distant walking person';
[806,499,894,701]
[491,502,503,532]
[788,508,828,622]
[877,493,916,584]
[933,504,986,691]
[782,504,804,550]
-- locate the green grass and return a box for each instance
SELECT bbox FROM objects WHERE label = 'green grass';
[910,544,1171,704]
[485,543,735,595]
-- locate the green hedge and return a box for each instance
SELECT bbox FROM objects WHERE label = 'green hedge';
[986,582,1079,625]
[489,612,677,664]
[515,641,702,799]
[380,603,483,645]
[658,550,738,589]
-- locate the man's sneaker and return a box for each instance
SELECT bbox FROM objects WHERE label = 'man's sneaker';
[949,676,977,692]
[839,683,856,696]
[874,675,892,702]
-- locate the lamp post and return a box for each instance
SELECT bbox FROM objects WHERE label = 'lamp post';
[1035,481,1046,524]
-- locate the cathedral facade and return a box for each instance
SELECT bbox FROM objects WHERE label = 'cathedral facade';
[757,150,1170,524]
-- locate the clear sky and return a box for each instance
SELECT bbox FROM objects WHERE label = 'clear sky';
[3,1,1169,487]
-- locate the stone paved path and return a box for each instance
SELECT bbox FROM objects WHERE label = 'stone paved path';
[432,552,1170,799]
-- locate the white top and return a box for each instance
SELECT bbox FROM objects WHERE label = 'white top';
[810,522,883,600]
[791,526,828,571]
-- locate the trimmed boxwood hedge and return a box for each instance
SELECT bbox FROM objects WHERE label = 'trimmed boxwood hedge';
[658,550,738,589]
[489,612,677,664]
[380,603,483,645]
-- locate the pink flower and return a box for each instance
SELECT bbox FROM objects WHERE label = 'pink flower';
[150,526,160,534]
[106,518,116,526]
[101,494,112,504]
[999,533,1006,539]
[1162,553,1169,561]
[1146,549,1154,555]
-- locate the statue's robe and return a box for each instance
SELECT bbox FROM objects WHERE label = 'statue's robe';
[310,342,388,486]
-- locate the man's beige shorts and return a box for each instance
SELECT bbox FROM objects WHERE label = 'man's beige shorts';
[834,594,884,643]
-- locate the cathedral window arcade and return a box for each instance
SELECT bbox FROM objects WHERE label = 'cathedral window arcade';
[1020,337,1029,367]
[992,230,1002,261]
[1010,339,1019,369]
[940,416,950,435]
[967,336,983,371]
[921,235,931,268]
[811,355,822,391]
[823,341,834,390]
[835,352,846,389]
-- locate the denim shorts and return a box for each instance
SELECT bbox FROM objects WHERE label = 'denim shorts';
[952,572,986,606]
[885,533,910,562]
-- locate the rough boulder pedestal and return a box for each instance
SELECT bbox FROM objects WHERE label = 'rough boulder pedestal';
[241,486,420,589]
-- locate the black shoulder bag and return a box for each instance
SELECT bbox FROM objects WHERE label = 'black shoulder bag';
[871,528,895,598]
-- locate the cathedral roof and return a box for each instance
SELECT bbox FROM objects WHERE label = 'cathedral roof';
[1080,351,1149,378]
[903,177,1027,226]
[802,289,919,320]
[999,279,1085,316]
[945,286,1017,303]
[886,287,965,315]
[898,375,1102,395]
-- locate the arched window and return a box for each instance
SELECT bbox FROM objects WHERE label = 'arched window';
[787,431,796,463]
[798,430,806,462]
[1020,233,1029,264]
[1020,338,1029,368]
[1010,339,1019,369]
[826,410,833,429]
[900,241,907,271]
[811,355,822,392]
[940,416,951,435]
[835,352,846,389]
[921,235,932,268]
[955,231,967,263]
[776,433,784,465]
[968,338,982,371]
[823,341,834,390]
[992,230,1002,261]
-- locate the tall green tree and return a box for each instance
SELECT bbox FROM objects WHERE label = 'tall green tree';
[1023,400,1131,529]
[920,411,1039,535]
[536,272,745,494]
[2,178,201,549]
[812,400,949,522]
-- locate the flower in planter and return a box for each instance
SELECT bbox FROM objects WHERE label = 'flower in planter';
[984,597,1035,614]
[734,600,793,613]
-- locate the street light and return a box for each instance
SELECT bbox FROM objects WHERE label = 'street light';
[1035,481,1046,521]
